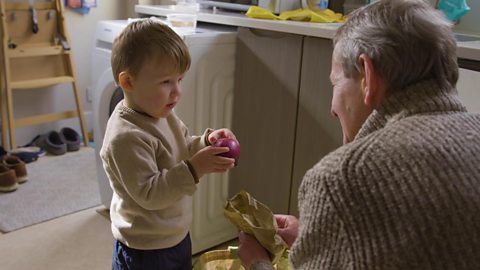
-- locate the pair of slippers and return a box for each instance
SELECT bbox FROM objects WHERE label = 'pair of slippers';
[29,127,81,156]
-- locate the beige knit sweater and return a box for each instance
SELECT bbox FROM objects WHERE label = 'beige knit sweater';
[287,80,480,269]
[100,101,208,250]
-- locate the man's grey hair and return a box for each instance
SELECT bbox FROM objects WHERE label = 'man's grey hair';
[333,0,458,92]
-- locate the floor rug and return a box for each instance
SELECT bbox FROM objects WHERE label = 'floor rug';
[0,147,101,233]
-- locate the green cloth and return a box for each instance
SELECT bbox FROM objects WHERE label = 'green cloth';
[224,191,288,264]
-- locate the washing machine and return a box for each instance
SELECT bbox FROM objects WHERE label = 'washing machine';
[91,19,238,253]
[92,20,128,209]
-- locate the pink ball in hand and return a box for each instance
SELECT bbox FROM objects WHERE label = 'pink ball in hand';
[213,138,240,166]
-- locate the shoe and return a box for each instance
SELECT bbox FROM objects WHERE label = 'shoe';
[0,146,7,158]
[2,155,28,183]
[9,146,44,163]
[0,163,18,192]
[24,135,41,148]
[59,127,81,152]
[10,151,38,163]
[10,146,45,155]
[32,131,67,156]
[20,140,47,157]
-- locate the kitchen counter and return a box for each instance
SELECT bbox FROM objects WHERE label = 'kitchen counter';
[135,4,480,62]
[136,5,340,39]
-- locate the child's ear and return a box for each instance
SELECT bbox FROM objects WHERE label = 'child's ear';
[118,71,134,92]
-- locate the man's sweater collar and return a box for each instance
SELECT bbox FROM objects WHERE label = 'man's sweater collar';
[355,80,467,141]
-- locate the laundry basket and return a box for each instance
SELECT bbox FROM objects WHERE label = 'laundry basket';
[194,246,292,270]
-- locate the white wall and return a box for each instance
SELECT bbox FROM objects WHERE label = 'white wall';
[12,1,127,146]
[453,0,480,36]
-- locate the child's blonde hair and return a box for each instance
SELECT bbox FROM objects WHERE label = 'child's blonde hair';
[111,19,191,85]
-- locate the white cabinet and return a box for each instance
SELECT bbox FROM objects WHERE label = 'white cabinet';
[457,68,480,113]
[174,31,238,254]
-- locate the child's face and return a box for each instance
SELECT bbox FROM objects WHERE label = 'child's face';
[129,58,185,118]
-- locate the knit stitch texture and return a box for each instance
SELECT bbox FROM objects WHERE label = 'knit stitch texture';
[289,80,480,270]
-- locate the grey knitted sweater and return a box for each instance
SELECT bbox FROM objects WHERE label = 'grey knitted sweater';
[285,80,480,270]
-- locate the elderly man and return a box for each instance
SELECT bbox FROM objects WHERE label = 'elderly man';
[238,0,480,269]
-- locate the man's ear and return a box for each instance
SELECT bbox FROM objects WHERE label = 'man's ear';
[118,71,134,92]
[359,54,385,108]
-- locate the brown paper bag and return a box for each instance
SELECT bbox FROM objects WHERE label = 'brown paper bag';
[224,190,288,264]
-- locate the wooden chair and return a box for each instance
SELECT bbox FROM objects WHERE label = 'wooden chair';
[0,0,88,150]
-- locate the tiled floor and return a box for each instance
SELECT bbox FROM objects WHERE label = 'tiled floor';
[0,206,238,270]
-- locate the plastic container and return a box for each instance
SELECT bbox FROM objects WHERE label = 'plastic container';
[174,0,200,12]
[301,0,329,11]
[166,13,197,34]
[193,247,292,270]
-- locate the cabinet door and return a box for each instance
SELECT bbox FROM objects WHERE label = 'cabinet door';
[290,37,343,216]
[176,33,238,254]
[230,27,303,214]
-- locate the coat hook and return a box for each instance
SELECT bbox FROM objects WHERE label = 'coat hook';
[8,40,17,49]
[10,12,16,21]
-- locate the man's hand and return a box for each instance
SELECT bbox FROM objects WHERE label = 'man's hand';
[238,232,271,270]
[275,214,299,247]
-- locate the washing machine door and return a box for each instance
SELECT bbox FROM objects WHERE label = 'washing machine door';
[92,48,112,87]
[93,67,124,208]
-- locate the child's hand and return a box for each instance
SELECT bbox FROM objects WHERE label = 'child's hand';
[189,146,235,179]
[208,128,237,145]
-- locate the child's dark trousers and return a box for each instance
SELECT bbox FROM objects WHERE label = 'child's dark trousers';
[112,233,192,270]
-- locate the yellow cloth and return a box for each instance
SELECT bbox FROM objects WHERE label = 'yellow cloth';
[224,191,288,264]
[246,6,346,23]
